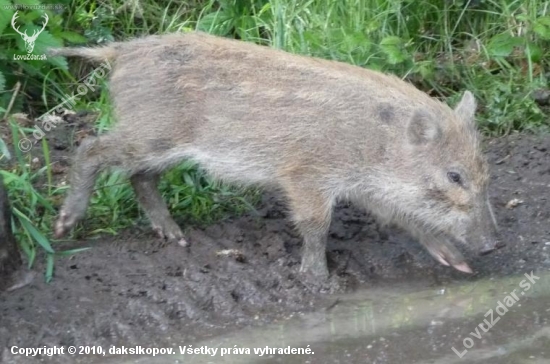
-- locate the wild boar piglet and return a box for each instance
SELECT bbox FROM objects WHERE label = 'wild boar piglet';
[50,32,501,279]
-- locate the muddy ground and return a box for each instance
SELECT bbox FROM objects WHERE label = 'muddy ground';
[1,132,549,363]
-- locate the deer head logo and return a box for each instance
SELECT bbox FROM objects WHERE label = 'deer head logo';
[11,11,49,54]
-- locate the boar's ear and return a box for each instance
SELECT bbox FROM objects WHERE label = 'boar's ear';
[454,91,477,124]
[407,109,442,145]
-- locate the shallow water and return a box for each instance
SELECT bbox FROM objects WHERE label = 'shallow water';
[118,270,550,364]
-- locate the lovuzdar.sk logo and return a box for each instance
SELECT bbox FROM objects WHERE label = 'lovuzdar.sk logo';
[11,11,48,60]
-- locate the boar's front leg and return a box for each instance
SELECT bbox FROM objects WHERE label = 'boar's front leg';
[283,180,333,279]
[130,172,187,247]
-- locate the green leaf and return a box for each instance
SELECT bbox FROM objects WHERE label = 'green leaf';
[14,210,55,254]
[533,16,550,40]
[235,16,257,40]
[15,0,41,5]
[487,33,523,57]
[197,10,234,35]
[379,35,401,46]
[0,71,5,92]
[414,61,434,78]
[8,120,25,166]
[59,31,88,44]
[525,42,543,63]
[35,32,68,70]
[0,0,14,36]
[0,170,17,184]
[45,253,54,282]
[183,171,196,188]
[365,19,381,34]
[56,247,92,256]
[31,29,63,50]
[258,2,271,16]
[0,136,10,160]
[379,36,407,64]
[535,16,550,26]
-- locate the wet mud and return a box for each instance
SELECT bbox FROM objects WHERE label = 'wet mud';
[1,132,549,363]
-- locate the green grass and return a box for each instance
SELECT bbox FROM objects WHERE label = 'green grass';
[0,0,549,279]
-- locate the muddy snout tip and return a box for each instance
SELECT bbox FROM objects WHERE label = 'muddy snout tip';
[433,251,473,274]
[453,262,473,274]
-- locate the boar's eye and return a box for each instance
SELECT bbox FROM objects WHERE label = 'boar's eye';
[447,171,462,185]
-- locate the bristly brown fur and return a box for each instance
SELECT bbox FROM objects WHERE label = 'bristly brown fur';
[51,31,499,279]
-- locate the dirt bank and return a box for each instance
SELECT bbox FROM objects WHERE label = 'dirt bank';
[1,133,549,364]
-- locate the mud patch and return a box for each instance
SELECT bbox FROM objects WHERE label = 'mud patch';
[1,133,550,363]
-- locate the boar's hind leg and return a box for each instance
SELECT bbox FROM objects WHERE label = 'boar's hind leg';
[130,172,187,247]
[284,183,333,279]
[55,135,119,238]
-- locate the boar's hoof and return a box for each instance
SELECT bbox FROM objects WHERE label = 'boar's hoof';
[151,222,188,247]
[298,268,350,294]
[299,262,329,281]
[3,269,35,292]
[177,239,189,247]
[54,210,78,238]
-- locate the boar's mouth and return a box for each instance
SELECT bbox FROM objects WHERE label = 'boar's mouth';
[421,234,473,274]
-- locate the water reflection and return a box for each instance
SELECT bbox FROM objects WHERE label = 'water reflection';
[125,271,550,364]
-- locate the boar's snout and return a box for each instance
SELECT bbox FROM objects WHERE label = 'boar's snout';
[471,198,503,256]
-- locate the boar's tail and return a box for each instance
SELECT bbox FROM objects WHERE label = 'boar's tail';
[47,45,118,62]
